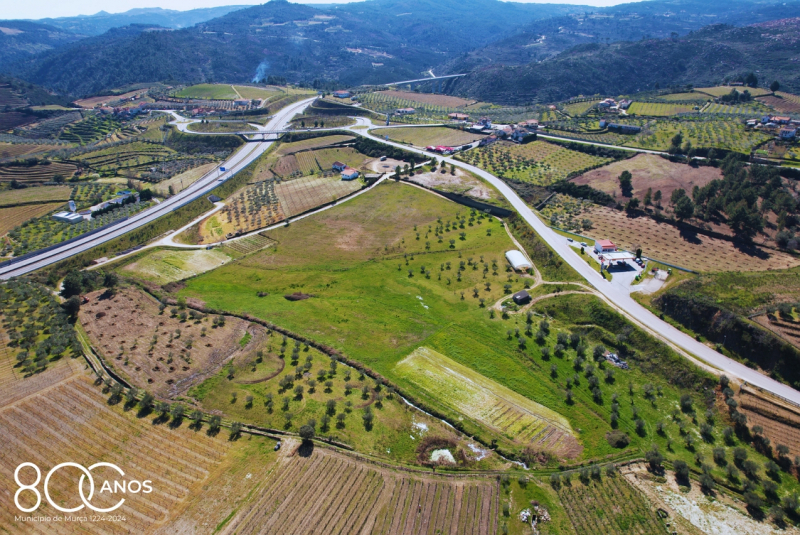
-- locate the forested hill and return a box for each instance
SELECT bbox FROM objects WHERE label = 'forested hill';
[4,0,589,97]
[440,0,800,73]
[0,20,81,69]
[445,20,800,105]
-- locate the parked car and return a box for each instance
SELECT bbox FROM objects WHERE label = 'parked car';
[567,238,574,242]
[380,156,387,161]
[580,242,587,247]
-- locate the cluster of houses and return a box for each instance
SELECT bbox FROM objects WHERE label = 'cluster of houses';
[747,115,800,140]
[597,98,632,113]
[331,161,360,180]
[469,117,540,146]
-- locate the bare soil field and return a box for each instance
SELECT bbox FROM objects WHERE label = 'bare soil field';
[74,89,148,108]
[0,203,60,235]
[738,386,800,457]
[79,288,259,398]
[756,313,800,351]
[276,174,362,216]
[758,92,800,114]
[0,112,37,131]
[223,444,499,535]
[581,204,800,272]
[0,143,59,161]
[572,154,721,203]
[153,162,217,195]
[380,90,476,108]
[409,167,495,200]
[372,126,486,147]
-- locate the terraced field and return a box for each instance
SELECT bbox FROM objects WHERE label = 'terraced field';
[76,141,176,176]
[563,100,600,117]
[0,185,71,207]
[703,102,767,115]
[221,233,276,255]
[459,140,612,185]
[59,114,122,144]
[224,446,499,535]
[0,143,60,161]
[0,112,37,131]
[0,161,76,184]
[395,347,579,456]
[0,85,27,108]
[758,91,800,114]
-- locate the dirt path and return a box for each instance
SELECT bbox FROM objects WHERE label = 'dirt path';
[231,85,242,99]
[490,290,594,314]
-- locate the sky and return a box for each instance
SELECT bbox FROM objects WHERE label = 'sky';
[4,0,644,21]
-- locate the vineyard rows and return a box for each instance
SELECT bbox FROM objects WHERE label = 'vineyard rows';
[14,112,82,140]
[0,377,228,533]
[557,474,663,534]
[739,389,800,457]
[59,114,122,145]
[627,102,694,116]
[0,161,76,183]
[225,447,498,535]
[222,233,276,256]
[460,141,611,185]
[0,112,37,131]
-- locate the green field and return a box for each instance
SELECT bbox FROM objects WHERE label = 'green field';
[627,102,695,116]
[119,248,233,284]
[173,84,240,100]
[562,100,600,117]
[186,121,257,133]
[233,85,280,100]
[0,186,71,207]
[371,126,486,147]
[459,140,612,185]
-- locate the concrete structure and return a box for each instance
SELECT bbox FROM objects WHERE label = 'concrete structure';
[341,167,360,180]
[594,240,617,254]
[780,128,797,140]
[505,250,532,271]
[52,211,83,224]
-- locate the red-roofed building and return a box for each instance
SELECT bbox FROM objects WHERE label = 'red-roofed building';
[341,167,360,180]
[332,161,346,171]
[594,240,617,254]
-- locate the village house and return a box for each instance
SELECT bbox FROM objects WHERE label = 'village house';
[333,90,352,98]
[341,167,360,180]
[780,127,797,140]
[594,240,617,254]
[332,161,347,171]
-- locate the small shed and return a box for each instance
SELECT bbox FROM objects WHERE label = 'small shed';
[52,211,83,224]
[512,290,531,305]
[505,250,532,271]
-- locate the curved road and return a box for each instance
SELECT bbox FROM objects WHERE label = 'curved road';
[347,117,800,405]
[0,97,316,279]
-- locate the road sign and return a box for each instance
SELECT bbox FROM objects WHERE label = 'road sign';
[220,167,226,172]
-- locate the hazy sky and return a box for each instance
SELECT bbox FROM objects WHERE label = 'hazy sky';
[5,0,643,21]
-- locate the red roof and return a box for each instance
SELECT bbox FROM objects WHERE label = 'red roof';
[342,167,358,174]
[596,240,616,248]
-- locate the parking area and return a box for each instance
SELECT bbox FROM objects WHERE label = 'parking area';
[565,237,664,294]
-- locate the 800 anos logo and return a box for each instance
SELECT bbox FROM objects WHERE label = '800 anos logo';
[14,462,153,513]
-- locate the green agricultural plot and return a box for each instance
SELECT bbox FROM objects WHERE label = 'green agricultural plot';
[0,186,71,207]
[173,84,239,100]
[395,347,575,448]
[562,100,600,117]
[371,126,486,147]
[233,85,280,100]
[119,248,233,284]
[627,102,695,116]
[186,121,257,133]
[459,141,612,185]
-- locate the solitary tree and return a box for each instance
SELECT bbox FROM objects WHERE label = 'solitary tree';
[618,170,633,197]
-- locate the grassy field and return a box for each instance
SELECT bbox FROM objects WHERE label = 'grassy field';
[233,85,280,100]
[571,153,722,204]
[459,140,612,186]
[655,92,709,102]
[173,84,240,100]
[696,86,772,98]
[186,121,257,133]
[371,126,486,147]
[629,118,771,154]
[627,102,695,116]
[0,185,71,207]
[562,100,600,117]
[119,247,233,284]
[395,347,580,457]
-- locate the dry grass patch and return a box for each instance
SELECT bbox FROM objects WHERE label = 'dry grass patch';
[121,248,233,284]
[572,154,721,203]
[153,162,217,195]
[582,204,800,272]
[0,143,59,161]
[372,126,486,147]
[0,185,71,207]
[0,203,60,235]
[380,90,476,108]
[79,288,258,398]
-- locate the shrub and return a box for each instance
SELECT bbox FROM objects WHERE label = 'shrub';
[606,430,630,448]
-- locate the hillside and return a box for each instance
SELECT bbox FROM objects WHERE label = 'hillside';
[445,20,800,105]
[441,0,800,72]
[0,20,81,69]
[4,0,589,97]
[34,6,249,36]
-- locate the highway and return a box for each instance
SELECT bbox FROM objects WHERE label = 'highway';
[347,117,800,405]
[0,97,317,279]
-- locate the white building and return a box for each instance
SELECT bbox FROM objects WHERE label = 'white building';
[341,167,360,180]
[52,211,83,224]
[594,240,617,254]
[505,250,532,271]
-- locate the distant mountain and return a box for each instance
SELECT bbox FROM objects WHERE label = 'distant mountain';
[441,0,800,72]
[0,20,81,69]
[34,6,250,36]
[5,0,591,96]
[445,19,800,105]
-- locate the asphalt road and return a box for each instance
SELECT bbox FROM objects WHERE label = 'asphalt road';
[348,117,800,405]
[0,97,316,279]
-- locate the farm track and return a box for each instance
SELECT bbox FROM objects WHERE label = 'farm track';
[223,445,497,535]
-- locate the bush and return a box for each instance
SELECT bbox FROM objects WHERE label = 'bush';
[606,430,630,448]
